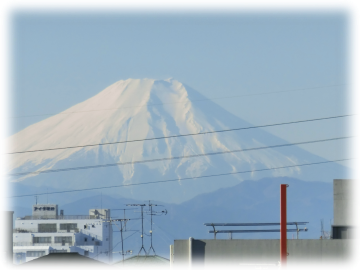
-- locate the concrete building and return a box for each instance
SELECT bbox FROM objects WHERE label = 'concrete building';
[332,179,354,239]
[13,204,113,264]
[170,179,355,266]
[0,211,14,267]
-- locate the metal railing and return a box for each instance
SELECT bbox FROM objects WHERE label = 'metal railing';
[13,242,73,247]
[204,222,309,239]
[13,228,80,233]
[13,241,101,247]
[19,215,105,220]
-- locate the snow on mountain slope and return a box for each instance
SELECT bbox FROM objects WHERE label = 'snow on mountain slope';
[8,78,348,203]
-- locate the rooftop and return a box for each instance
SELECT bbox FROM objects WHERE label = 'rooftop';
[114,255,169,266]
[14,252,119,269]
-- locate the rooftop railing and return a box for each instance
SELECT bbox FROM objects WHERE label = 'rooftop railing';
[13,228,80,233]
[13,242,73,247]
[13,241,101,247]
[18,215,107,220]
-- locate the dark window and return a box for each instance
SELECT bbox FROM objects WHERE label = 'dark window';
[60,223,77,231]
[33,237,51,244]
[84,238,87,242]
[92,238,94,241]
[50,250,67,253]
[54,236,72,244]
[26,251,45,257]
[84,250,89,256]
[38,223,57,232]
[333,226,351,239]
[92,225,95,228]
[84,225,87,229]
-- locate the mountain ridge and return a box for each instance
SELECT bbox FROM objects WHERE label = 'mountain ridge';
[8,78,349,203]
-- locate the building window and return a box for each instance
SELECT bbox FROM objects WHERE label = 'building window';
[33,237,51,244]
[1,251,7,264]
[26,251,45,257]
[84,250,89,256]
[84,238,87,242]
[38,223,57,233]
[54,237,72,245]
[60,223,77,231]
[50,250,67,253]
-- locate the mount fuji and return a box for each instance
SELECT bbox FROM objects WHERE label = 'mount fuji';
[8,78,348,203]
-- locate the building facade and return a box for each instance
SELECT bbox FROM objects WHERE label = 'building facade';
[13,204,113,264]
[332,179,360,239]
[0,211,14,267]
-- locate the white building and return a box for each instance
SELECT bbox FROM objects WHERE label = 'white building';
[13,204,113,264]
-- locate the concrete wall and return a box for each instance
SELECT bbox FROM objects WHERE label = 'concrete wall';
[333,179,353,226]
[0,211,14,267]
[174,239,353,266]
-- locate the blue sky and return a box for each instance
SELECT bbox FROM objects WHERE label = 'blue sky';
[10,12,351,166]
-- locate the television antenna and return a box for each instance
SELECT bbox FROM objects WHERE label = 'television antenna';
[126,204,147,255]
[145,200,167,255]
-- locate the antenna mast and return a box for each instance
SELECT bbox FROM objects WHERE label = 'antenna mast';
[127,204,146,255]
[148,201,156,255]
[145,200,167,255]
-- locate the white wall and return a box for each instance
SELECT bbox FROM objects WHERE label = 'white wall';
[13,217,113,264]
[174,239,354,266]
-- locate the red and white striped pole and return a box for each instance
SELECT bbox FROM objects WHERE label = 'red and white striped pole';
[280,184,288,267]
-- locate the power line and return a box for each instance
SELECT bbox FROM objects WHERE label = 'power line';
[7,157,354,199]
[10,83,346,119]
[8,114,353,154]
[7,136,352,177]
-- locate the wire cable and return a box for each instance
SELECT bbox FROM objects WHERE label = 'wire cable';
[7,136,353,177]
[7,157,354,199]
[92,220,140,260]
[10,83,346,119]
[8,114,353,154]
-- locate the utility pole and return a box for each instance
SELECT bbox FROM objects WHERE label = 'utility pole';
[280,184,289,267]
[110,208,136,232]
[112,219,130,263]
